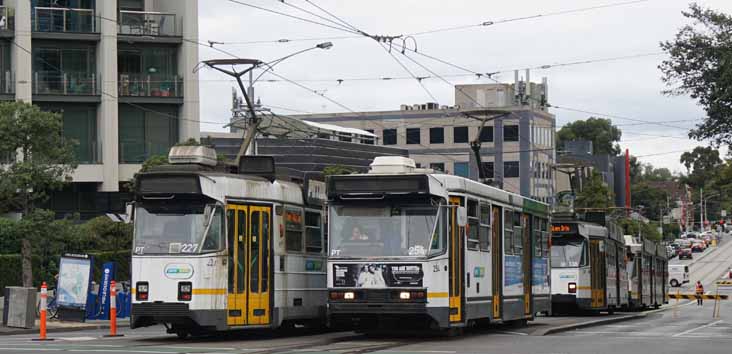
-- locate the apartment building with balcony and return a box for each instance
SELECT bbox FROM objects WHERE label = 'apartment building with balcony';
[0,0,199,218]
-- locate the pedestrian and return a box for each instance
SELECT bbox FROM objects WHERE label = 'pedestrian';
[695,280,705,306]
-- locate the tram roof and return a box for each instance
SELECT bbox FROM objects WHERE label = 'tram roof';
[432,174,549,213]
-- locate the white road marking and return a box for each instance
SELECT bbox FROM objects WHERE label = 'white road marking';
[165,346,236,350]
[496,331,529,336]
[58,336,98,341]
[672,320,723,337]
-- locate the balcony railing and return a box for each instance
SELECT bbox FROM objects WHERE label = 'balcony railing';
[33,7,98,33]
[33,71,98,96]
[119,74,183,97]
[65,139,102,164]
[120,142,175,164]
[118,11,180,37]
[0,6,15,31]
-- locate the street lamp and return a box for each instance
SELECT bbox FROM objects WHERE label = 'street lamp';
[202,42,334,166]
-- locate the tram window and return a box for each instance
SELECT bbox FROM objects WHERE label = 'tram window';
[237,210,246,293]
[504,210,514,254]
[251,211,260,293]
[429,207,448,256]
[262,212,270,291]
[285,208,304,252]
[227,209,235,292]
[479,203,491,251]
[201,206,224,252]
[305,211,323,254]
[467,199,479,250]
[533,217,542,258]
[513,212,523,255]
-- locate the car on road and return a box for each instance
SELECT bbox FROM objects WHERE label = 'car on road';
[678,247,693,259]
[691,241,705,252]
[666,245,676,259]
[668,264,690,287]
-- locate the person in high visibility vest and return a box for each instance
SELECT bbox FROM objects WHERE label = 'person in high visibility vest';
[695,281,705,306]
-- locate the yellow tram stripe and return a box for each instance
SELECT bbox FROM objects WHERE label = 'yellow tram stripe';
[192,288,227,295]
[576,286,592,290]
[428,292,449,298]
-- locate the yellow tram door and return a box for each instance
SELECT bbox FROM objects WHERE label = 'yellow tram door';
[589,240,606,308]
[522,214,532,316]
[247,206,272,325]
[226,205,248,326]
[491,206,503,320]
[448,197,463,323]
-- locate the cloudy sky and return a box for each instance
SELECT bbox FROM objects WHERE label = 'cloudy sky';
[196,0,732,173]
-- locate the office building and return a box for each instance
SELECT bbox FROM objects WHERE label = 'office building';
[286,82,556,202]
[1,0,199,218]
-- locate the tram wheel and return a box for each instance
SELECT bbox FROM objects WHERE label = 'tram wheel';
[175,330,190,339]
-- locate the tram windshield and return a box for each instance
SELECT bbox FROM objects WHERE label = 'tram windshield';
[551,235,588,268]
[133,202,224,255]
[328,204,445,258]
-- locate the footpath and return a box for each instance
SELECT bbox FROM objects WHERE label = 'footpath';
[0,318,130,336]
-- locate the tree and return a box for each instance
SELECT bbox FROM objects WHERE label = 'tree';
[323,165,358,176]
[660,4,732,146]
[679,146,722,189]
[557,117,622,155]
[575,171,613,209]
[0,102,76,287]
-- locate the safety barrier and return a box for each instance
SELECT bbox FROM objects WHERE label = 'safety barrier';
[32,282,54,341]
[103,280,124,337]
[667,293,729,300]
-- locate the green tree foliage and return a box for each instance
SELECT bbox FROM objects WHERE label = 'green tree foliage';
[0,102,77,287]
[679,146,722,189]
[323,165,358,176]
[557,117,622,155]
[617,218,662,241]
[660,4,732,146]
[575,171,612,209]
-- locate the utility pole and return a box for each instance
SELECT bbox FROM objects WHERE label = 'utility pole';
[701,188,704,232]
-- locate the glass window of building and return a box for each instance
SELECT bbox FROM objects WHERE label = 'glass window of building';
[481,162,494,178]
[454,126,468,143]
[339,133,352,142]
[119,47,180,97]
[406,128,420,144]
[383,129,397,145]
[363,129,375,145]
[479,126,494,142]
[504,161,520,178]
[33,46,96,95]
[430,162,445,172]
[504,125,519,142]
[454,162,469,177]
[119,105,179,163]
[429,127,444,144]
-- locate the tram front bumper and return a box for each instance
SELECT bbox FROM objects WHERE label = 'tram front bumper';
[131,303,227,331]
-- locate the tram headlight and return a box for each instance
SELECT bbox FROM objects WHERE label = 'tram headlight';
[136,282,149,301]
[344,291,355,300]
[568,282,577,294]
[399,292,411,300]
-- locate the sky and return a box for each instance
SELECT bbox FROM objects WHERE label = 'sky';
[196,0,732,173]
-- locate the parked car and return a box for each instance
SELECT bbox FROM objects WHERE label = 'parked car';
[668,264,690,287]
[678,247,693,259]
[666,245,676,259]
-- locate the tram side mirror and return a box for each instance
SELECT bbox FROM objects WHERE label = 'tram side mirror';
[125,202,135,223]
[456,206,467,227]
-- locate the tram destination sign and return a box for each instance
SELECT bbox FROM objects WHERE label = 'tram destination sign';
[333,263,424,287]
[551,223,578,234]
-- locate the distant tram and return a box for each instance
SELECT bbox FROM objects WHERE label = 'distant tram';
[130,147,328,337]
[550,217,628,314]
[625,235,668,309]
[326,157,551,333]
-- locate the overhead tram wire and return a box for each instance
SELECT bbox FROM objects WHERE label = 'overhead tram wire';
[406,0,652,37]
[226,0,361,35]
[217,0,652,44]
[376,42,439,103]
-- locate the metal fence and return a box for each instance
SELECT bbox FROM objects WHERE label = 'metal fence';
[33,7,98,33]
[118,74,183,97]
[33,71,98,95]
[0,6,15,31]
[118,11,179,37]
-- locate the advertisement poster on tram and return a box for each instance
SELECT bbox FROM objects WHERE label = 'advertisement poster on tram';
[332,264,423,288]
[532,258,550,294]
[504,255,524,296]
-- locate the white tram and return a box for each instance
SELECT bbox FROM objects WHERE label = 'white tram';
[550,217,628,314]
[326,157,551,331]
[625,235,668,310]
[130,147,327,337]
